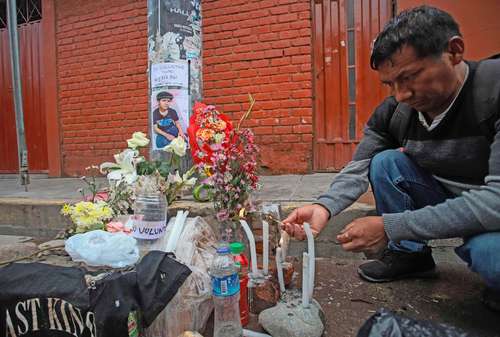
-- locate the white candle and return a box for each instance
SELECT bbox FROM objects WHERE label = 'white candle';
[276,247,285,293]
[263,219,269,275]
[303,222,315,301]
[165,210,183,253]
[302,252,310,308]
[240,219,259,276]
[165,211,189,253]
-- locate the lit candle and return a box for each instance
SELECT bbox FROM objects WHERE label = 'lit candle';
[240,219,259,276]
[279,230,289,262]
[276,247,285,293]
[263,219,269,275]
[303,222,315,301]
[302,252,309,308]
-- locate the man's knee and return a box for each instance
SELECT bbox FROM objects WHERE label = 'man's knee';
[369,149,407,183]
[459,233,500,288]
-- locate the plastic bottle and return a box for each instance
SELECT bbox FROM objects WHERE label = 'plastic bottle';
[132,192,167,256]
[210,246,243,337]
[230,242,250,327]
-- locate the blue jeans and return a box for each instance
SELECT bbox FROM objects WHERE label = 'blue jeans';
[370,149,500,290]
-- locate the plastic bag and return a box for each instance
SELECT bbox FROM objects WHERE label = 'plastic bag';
[65,230,139,268]
[357,308,476,337]
[143,216,217,337]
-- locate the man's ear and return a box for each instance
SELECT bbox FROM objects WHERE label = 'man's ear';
[447,36,465,65]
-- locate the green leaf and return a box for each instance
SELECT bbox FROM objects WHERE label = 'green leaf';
[157,161,171,177]
[137,161,155,175]
[193,184,213,202]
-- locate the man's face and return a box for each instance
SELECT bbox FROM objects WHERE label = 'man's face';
[159,98,171,111]
[377,44,459,114]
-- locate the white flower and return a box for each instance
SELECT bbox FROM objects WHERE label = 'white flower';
[163,137,186,157]
[127,132,149,149]
[167,171,183,185]
[182,171,197,187]
[167,170,197,188]
[100,149,138,184]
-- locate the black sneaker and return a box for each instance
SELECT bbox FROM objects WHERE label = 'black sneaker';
[358,247,437,282]
[481,287,500,312]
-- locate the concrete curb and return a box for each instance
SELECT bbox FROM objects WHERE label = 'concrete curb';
[0,196,375,244]
[0,198,70,206]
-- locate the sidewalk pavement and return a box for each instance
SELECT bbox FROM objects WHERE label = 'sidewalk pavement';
[0,173,349,202]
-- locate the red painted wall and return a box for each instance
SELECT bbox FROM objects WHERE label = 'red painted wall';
[202,0,313,174]
[56,0,149,176]
[55,0,313,176]
[53,0,500,176]
[398,0,500,60]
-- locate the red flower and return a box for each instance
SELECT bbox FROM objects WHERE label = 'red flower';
[189,101,259,221]
[187,101,234,165]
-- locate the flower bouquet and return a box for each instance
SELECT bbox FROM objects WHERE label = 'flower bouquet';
[100,132,196,208]
[61,201,114,233]
[189,101,234,165]
[188,96,259,242]
[61,132,196,235]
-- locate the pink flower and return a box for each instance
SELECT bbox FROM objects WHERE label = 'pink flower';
[216,209,230,221]
[84,191,109,203]
[194,104,259,220]
[106,221,131,234]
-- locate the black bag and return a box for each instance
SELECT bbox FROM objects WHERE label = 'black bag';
[357,308,477,337]
[0,251,191,337]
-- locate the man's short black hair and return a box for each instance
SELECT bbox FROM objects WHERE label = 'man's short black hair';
[156,91,173,101]
[370,6,462,70]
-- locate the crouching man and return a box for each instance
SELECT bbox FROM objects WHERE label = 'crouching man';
[283,6,500,311]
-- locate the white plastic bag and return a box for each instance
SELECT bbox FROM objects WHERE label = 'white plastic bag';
[65,230,139,268]
[143,216,217,337]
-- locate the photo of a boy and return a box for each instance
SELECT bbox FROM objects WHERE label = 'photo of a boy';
[152,91,186,148]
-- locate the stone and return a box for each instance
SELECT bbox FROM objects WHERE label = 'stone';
[250,277,280,314]
[267,260,296,288]
[258,290,324,337]
[282,262,295,287]
[38,239,67,257]
[0,242,39,262]
[38,239,65,250]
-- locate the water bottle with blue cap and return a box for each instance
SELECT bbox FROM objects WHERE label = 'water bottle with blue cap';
[210,245,243,337]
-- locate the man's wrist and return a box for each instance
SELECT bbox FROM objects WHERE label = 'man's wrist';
[312,202,332,219]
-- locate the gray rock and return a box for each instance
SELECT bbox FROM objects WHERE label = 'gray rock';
[38,239,65,250]
[259,290,324,337]
[0,242,38,262]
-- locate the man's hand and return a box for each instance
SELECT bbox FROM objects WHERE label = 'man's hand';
[336,216,388,254]
[282,204,330,240]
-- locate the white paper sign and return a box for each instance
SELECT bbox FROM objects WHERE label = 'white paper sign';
[151,62,189,88]
[131,218,167,240]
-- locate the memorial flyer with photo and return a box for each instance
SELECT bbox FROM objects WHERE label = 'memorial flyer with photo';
[147,0,202,154]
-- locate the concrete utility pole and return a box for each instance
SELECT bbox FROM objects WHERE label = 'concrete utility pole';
[6,0,30,191]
